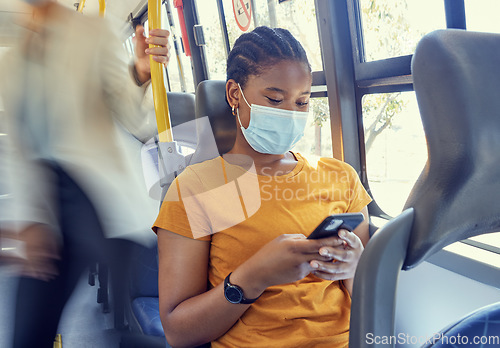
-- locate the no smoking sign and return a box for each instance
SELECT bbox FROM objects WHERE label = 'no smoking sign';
[232,0,252,32]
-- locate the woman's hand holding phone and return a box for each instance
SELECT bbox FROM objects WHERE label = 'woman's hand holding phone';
[232,213,367,296]
[232,234,346,298]
[309,229,364,282]
[305,213,365,281]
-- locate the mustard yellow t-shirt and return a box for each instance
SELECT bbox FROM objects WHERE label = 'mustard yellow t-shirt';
[153,152,372,348]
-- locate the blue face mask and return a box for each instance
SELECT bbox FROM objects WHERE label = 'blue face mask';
[237,84,309,155]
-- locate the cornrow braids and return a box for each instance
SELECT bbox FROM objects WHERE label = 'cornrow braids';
[226,26,311,88]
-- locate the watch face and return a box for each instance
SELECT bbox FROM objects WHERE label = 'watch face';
[225,286,243,304]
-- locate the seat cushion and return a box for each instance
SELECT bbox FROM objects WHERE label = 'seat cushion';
[131,297,164,337]
[129,244,159,298]
[424,302,500,347]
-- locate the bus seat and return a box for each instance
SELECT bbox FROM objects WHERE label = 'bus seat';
[195,80,236,155]
[127,80,232,348]
[350,29,500,347]
[120,92,196,347]
[166,92,197,129]
[127,242,164,337]
[125,81,231,346]
[140,91,197,144]
[421,302,500,348]
[404,29,500,269]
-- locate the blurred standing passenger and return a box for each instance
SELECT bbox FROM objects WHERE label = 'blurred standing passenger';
[0,1,170,347]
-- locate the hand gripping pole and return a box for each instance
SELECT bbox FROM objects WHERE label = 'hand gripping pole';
[149,0,187,190]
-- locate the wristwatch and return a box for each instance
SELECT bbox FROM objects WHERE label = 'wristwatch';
[224,273,260,304]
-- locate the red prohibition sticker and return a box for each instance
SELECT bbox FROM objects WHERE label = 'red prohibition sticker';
[233,0,252,32]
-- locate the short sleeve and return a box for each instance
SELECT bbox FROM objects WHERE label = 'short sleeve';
[152,168,212,241]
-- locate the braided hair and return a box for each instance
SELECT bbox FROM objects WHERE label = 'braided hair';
[226,26,311,87]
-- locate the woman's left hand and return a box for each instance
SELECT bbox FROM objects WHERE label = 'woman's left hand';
[309,229,364,281]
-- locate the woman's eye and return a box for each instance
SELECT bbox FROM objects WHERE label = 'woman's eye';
[266,97,283,104]
[297,101,309,107]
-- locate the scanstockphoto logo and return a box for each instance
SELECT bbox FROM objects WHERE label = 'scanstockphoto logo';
[365,332,500,346]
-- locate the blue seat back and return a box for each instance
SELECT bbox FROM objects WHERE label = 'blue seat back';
[195,80,236,155]
[128,91,195,340]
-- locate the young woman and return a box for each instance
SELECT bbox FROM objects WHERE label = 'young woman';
[153,26,371,348]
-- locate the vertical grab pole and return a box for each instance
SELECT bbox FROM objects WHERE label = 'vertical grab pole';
[77,0,105,17]
[77,0,86,13]
[148,0,173,143]
[98,0,106,17]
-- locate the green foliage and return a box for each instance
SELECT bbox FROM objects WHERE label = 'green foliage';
[360,0,425,152]
[363,93,407,151]
[311,98,328,127]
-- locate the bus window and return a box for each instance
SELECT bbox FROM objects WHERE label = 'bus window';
[363,92,427,217]
[465,233,500,260]
[359,0,446,62]
[164,1,196,92]
[219,0,260,45]
[0,17,12,199]
[464,0,500,34]
[196,0,323,74]
[123,35,135,61]
[143,5,196,93]
[266,0,323,72]
[356,0,500,257]
[0,111,7,198]
[194,0,228,80]
[293,97,333,164]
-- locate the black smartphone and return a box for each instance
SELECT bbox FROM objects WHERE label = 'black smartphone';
[307,212,365,239]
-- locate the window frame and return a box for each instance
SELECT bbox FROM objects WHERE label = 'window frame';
[344,0,468,217]
[343,0,499,274]
[316,0,500,278]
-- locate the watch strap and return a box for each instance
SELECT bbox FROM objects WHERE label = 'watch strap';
[224,272,260,304]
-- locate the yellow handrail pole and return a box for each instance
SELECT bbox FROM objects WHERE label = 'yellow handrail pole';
[77,0,86,13]
[53,334,62,348]
[77,0,105,17]
[98,0,106,17]
[148,0,173,143]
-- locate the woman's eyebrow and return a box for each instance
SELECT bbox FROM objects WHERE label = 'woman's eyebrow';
[264,87,312,96]
[265,87,286,94]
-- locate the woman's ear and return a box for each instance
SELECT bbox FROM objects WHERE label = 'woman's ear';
[226,79,240,110]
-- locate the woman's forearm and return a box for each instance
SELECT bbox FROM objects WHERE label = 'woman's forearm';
[160,264,265,347]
